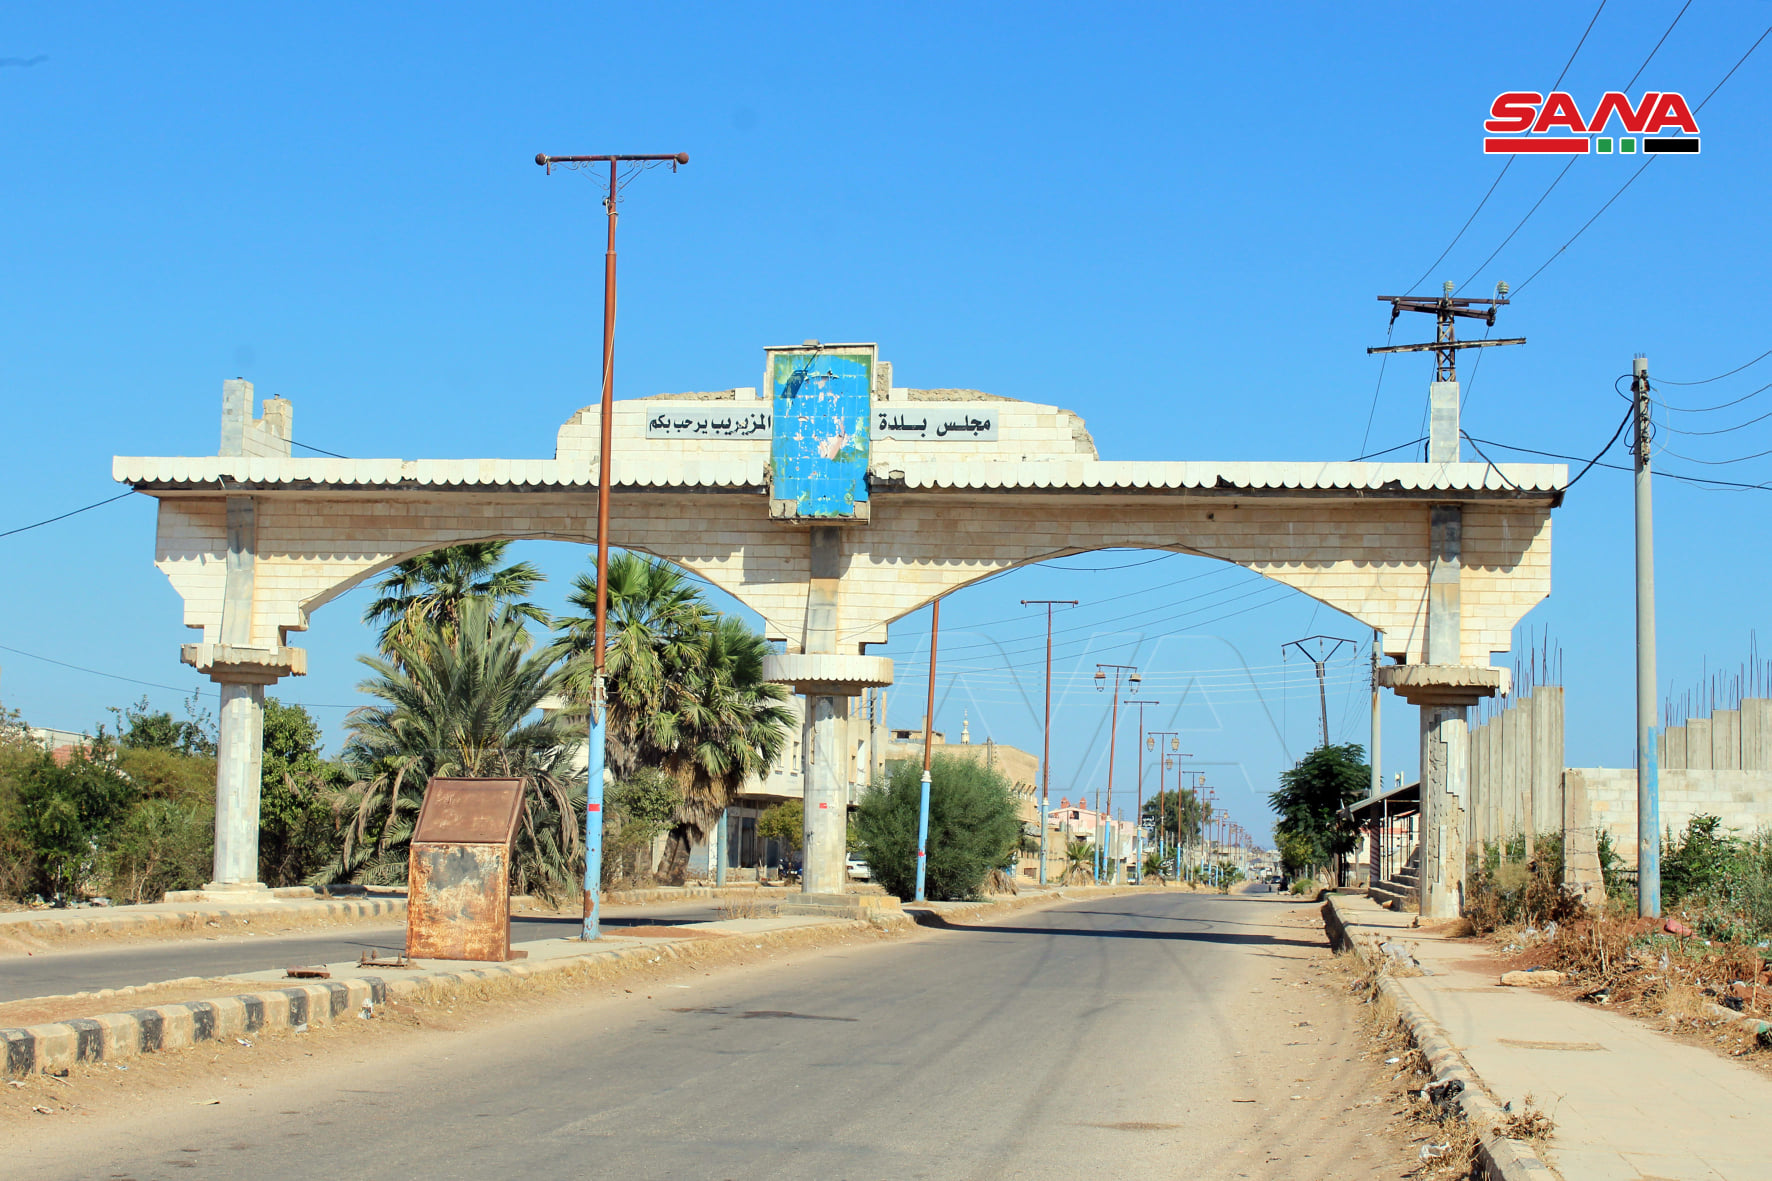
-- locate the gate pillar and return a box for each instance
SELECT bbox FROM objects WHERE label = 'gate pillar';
[183,642,305,894]
[1378,665,1501,918]
[762,654,892,894]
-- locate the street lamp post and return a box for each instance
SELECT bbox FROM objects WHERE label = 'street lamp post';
[1126,701,1163,883]
[1022,600,1076,887]
[1146,731,1186,884]
[1094,664,1141,885]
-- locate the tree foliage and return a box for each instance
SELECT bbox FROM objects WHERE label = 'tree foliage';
[362,541,548,655]
[854,755,1022,901]
[258,698,347,887]
[1267,742,1368,877]
[1140,787,1206,843]
[551,554,792,884]
[322,598,584,901]
[602,768,683,887]
[109,694,216,758]
[757,799,804,853]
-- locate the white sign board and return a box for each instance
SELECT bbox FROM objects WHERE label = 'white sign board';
[645,409,773,440]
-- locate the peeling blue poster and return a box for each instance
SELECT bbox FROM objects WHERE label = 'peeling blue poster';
[768,345,873,520]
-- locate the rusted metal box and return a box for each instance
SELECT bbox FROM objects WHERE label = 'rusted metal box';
[406,777,527,963]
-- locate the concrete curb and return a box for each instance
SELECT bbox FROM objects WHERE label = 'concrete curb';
[903,882,1182,926]
[0,916,871,1078]
[0,896,408,943]
[1323,896,1560,1181]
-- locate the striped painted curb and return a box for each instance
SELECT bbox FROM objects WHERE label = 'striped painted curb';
[1323,897,1560,1181]
[2,917,868,1078]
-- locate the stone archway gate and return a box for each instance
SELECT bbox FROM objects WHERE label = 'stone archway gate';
[115,344,1564,918]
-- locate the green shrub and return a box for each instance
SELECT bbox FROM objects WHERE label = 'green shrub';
[1465,832,1582,933]
[854,755,1021,901]
[104,799,213,903]
[15,745,137,900]
[757,800,804,854]
[602,768,682,888]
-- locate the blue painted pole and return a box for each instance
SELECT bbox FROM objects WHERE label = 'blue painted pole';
[582,688,605,941]
[1038,797,1047,886]
[915,769,932,902]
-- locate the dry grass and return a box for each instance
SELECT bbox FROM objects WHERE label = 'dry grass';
[1497,1095,1556,1143]
[1327,948,1482,1179]
[714,894,771,920]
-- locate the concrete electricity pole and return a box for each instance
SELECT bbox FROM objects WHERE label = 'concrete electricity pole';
[1284,636,1356,749]
[1094,663,1141,884]
[535,149,688,941]
[1022,600,1076,886]
[1370,630,1383,800]
[1633,355,1660,917]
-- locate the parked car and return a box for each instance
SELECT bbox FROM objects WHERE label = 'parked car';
[846,855,871,881]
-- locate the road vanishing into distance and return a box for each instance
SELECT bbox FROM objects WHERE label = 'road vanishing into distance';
[9,892,1401,1181]
[0,904,724,1001]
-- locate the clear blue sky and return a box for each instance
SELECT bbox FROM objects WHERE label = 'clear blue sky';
[3,3,1768,844]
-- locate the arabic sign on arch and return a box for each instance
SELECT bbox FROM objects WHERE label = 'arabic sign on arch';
[874,407,997,441]
[645,409,772,439]
[767,344,873,520]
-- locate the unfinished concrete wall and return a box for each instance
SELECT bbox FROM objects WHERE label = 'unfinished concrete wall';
[1469,686,1563,846]
[1661,699,1772,772]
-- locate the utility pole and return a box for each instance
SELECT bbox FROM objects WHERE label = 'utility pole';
[1022,600,1076,886]
[536,149,688,941]
[1367,283,1525,383]
[1284,636,1357,749]
[1126,700,1163,882]
[1633,354,1660,918]
[1095,663,1141,884]
[1370,630,1383,800]
[917,597,942,903]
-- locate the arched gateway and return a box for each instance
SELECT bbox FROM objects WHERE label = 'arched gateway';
[114,344,1564,919]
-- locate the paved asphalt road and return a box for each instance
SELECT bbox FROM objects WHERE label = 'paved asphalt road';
[0,905,722,1001]
[12,891,1400,1180]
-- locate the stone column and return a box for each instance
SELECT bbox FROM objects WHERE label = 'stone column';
[211,681,267,888]
[1421,704,1471,919]
[802,693,850,894]
[182,642,305,898]
[761,653,892,898]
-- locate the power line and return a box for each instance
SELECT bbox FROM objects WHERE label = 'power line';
[1516,22,1772,295]
[1622,0,1691,91]
[292,439,352,459]
[1399,0,1605,297]
[0,491,135,540]
[1657,349,1772,388]
[1458,158,1577,293]
[0,641,354,708]
[1465,433,1772,492]
[1654,401,1772,436]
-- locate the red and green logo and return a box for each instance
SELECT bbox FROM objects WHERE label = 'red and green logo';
[1484,91,1698,155]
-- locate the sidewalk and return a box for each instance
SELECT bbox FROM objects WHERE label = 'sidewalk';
[1331,892,1772,1181]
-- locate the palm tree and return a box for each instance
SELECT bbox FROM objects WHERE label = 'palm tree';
[362,542,548,655]
[319,599,583,899]
[1061,837,1097,886]
[551,553,792,884]
[654,615,792,882]
[548,552,713,779]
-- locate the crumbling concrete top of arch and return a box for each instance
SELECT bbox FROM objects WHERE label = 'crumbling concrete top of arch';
[113,455,1566,506]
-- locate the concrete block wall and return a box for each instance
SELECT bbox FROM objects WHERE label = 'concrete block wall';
[1570,766,1772,869]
